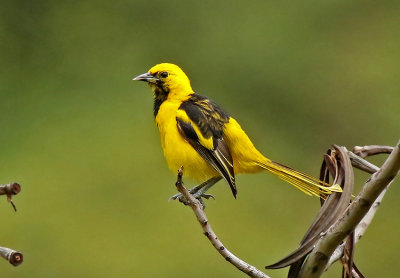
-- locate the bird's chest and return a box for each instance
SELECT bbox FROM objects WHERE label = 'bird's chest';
[155,101,182,148]
[154,100,215,180]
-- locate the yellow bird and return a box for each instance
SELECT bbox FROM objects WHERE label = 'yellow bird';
[133,63,341,199]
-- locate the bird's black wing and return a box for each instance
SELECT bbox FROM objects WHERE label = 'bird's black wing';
[177,93,237,197]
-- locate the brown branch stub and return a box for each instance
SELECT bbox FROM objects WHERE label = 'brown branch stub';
[174,166,270,278]
[0,182,21,210]
[0,182,21,196]
[0,247,23,266]
[0,183,21,212]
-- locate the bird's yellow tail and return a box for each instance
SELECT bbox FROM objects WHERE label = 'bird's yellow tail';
[257,160,342,197]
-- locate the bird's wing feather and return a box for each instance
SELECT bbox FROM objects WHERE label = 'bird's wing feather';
[177,94,236,197]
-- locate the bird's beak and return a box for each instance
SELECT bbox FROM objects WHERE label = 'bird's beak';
[132,72,159,83]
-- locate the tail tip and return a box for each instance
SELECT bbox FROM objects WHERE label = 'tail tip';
[232,188,237,199]
[330,184,343,192]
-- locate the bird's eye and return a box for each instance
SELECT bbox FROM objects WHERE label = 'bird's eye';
[160,72,169,78]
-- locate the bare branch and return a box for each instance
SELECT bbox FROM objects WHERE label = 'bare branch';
[0,247,23,266]
[0,182,21,212]
[175,167,270,278]
[353,145,394,158]
[299,140,400,278]
[348,151,380,174]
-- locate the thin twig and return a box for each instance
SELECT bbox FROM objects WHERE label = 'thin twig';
[351,263,365,278]
[341,231,354,278]
[353,145,394,158]
[348,151,380,174]
[299,140,400,278]
[0,247,23,266]
[175,167,270,278]
[0,182,21,211]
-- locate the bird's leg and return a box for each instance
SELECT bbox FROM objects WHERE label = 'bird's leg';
[170,177,222,206]
[190,177,222,199]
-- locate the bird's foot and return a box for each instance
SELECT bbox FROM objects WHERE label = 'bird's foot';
[172,168,217,208]
[170,189,215,208]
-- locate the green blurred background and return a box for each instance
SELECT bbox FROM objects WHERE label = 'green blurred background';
[1,1,399,277]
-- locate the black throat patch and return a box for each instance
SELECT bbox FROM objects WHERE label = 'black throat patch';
[153,86,169,117]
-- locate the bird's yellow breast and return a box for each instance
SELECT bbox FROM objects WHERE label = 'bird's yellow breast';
[155,99,219,181]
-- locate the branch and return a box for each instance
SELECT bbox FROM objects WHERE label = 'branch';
[175,167,270,278]
[327,180,391,268]
[326,148,388,268]
[0,247,23,266]
[299,140,400,278]
[348,151,380,174]
[1,182,23,266]
[0,182,21,211]
[265,146,354,272]
[353,145,394,158]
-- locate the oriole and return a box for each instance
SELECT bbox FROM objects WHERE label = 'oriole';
[133,63,341,199]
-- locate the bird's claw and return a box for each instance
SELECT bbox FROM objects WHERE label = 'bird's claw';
[170,193,190,206]
[169,192,185,201]
[197,193,215,200]
[169,191,215,208]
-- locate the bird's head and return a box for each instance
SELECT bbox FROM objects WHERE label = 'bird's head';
[133,63,193,101]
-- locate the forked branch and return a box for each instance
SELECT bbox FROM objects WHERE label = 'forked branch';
[299,141,400,277]
[172,142,400,278]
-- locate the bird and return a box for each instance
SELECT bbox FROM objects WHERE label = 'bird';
[133,63,342,200]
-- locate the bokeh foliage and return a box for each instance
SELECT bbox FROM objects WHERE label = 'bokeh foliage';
[1,1,399,277]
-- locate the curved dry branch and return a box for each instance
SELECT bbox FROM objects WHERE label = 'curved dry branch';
[266,145,354,273]
[327,148,389,269]
[175,167,270,278]
[299,140,400,278]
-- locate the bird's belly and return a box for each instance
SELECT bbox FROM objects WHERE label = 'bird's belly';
[155,99,219,182]
[162,124,218,181]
